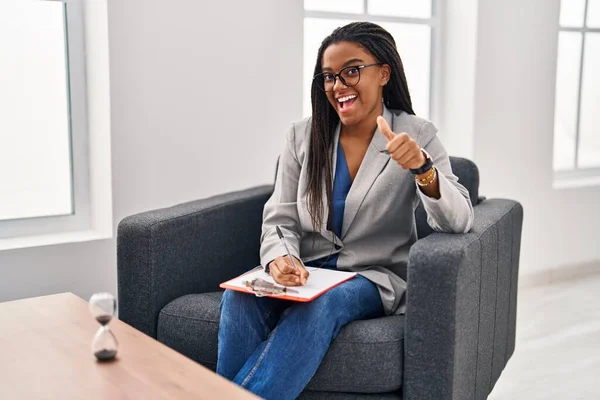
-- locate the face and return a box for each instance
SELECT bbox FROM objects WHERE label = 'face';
[320,41,390,127]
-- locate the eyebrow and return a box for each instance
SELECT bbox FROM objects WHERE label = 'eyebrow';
[322,58,365,72]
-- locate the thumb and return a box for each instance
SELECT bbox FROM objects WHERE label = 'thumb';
[301,266,310,280]
[377,116,395,141]
[296,261,309,282]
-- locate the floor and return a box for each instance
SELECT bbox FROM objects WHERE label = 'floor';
[488,264,600,399]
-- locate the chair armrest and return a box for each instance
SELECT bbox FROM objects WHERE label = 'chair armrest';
[404,199,523,400]
[117,185,273,338]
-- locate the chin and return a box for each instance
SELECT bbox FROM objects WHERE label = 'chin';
[337,111,363,127]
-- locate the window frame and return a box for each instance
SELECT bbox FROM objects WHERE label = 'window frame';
[0,0,112,250]
[554,0,600,186]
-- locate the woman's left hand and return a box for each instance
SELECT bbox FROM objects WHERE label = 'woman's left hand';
[377,116,425,170]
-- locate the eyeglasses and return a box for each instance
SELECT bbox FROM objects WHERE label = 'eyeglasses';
[313,63,384,92]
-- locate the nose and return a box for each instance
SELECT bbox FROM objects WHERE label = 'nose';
[332,75,348,92]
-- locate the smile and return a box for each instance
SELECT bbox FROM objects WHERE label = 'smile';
[337,94,357,113]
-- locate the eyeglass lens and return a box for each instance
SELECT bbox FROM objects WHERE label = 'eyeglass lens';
[317,67,360,92]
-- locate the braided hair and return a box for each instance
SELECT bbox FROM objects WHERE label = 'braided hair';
[306,21,415,233]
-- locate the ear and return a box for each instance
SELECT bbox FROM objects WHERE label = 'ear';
[380,64,391,86]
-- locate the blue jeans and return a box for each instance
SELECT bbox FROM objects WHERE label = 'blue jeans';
[216,271,384,400]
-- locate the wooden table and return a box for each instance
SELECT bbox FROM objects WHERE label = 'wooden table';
[0,293,260,400]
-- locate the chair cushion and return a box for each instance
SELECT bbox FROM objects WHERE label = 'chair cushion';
[415,156,480,238]
[157,292,405,393]
[157,292,223,369]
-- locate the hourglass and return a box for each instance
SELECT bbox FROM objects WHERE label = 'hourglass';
[89,292,118,361]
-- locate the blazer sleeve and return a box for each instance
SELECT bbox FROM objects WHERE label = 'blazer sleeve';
[415,122,474,233]
[260,123,303,267]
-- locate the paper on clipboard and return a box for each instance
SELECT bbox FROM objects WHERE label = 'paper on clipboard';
[219,267,357,302]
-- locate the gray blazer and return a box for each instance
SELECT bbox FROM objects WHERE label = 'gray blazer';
[260,106,474,315]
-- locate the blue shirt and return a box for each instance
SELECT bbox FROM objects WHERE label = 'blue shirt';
[305,140,352,269]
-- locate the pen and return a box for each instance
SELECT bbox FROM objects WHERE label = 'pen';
[275,226,298,270]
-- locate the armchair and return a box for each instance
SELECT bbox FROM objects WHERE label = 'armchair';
[117,157,522,399]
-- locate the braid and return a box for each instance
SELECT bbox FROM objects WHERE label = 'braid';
[306,21,414,232]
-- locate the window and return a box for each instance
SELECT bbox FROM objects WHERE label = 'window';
[303,0,439,120]
[0,0,112,250]
[1,0,74,222]
[554,0,600,182]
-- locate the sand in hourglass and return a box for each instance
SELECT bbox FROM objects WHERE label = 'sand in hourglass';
[94,314,117,361]
[95,348,117,361]
[96,315,112,325]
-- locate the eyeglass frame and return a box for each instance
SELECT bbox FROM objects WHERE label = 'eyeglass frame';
[312,62,384,92]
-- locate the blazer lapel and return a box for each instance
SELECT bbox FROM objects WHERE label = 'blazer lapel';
[341,106,393,239]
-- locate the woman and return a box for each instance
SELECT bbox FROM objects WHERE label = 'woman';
[217,21,474,399]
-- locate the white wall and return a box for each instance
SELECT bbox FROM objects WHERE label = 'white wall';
[445,0,600,276]
[0,0,304,302]
[438,0,478,160]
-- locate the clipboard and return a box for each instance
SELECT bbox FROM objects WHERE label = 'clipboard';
[219,266,357,302]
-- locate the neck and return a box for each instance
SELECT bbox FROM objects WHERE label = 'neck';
[340,102,384,140]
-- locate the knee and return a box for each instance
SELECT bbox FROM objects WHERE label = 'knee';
[220,289,248,315]
[309,283,358,314]
[295,279,375,324]
[220,289,268,320]
[312,288,346,310]
[220,289,237,308]
[296,290,347,325]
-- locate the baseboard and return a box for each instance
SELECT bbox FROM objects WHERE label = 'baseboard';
[518,260,600,289]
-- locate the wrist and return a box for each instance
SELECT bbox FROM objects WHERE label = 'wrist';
[410,149,433,175]
[416,167,434,181]
[264,260,273,274]
[415,166,437,187]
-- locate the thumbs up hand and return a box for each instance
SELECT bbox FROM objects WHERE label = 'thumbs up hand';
[377,116,425,170]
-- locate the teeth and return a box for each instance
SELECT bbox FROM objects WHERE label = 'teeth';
[338,95,357,103]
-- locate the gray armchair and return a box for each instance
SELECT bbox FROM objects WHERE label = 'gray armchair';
[117,157,523,399]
